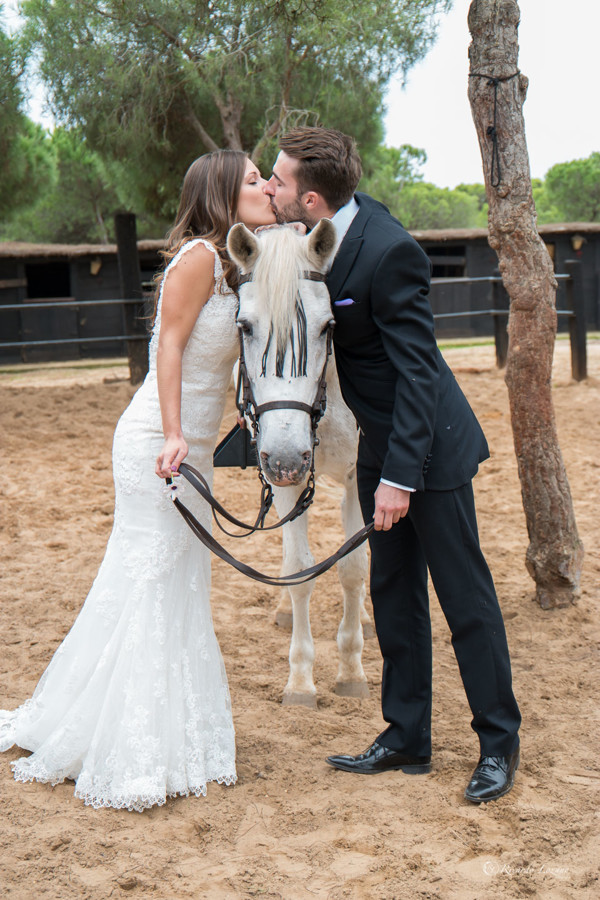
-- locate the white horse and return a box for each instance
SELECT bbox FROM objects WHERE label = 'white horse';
[227,220,372,708]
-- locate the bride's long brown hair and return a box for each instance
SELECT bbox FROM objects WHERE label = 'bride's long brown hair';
[153,149,248,314]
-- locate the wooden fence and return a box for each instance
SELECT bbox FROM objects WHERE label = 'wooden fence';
[0,261,588,381]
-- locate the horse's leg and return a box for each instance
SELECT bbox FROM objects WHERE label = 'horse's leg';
[335,468,370,698]
[347,468,375,639]
[345,469,375,639]
[273,486,318,708]
[316,379,374,641]
[361,603,376,640]
[274,589,293,630]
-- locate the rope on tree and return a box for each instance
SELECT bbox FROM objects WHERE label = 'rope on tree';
[469,71,520,187]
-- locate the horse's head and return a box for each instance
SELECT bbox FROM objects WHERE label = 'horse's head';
[228,219,337,487]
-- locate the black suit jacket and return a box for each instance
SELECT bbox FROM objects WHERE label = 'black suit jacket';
[327,192,489,492]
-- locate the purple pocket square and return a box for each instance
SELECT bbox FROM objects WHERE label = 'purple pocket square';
[334,298,355,307]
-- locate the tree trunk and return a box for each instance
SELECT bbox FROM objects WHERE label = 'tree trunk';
[216,93,244,150]
[467,0,583,608]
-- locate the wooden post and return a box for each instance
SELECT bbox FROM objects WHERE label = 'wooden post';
[564,259,587,382]
[468,0,583,608]
[491,275,509,368]
[114,212,148,385]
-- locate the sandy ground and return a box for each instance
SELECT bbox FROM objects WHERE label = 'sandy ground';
[0,340,598,900]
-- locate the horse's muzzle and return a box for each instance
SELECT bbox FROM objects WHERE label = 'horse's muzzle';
[260,450,312,487]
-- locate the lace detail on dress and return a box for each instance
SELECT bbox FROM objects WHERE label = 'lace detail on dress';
[1,239,240,811]
[12,747,237,814]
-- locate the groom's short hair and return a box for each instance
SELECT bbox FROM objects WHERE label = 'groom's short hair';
[279,127,362,210]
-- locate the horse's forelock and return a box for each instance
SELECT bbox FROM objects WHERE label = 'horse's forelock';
[251,228,311,347]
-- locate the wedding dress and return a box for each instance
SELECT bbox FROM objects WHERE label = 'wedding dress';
[0,240,239,812]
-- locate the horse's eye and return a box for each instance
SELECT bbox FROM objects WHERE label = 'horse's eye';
[238,320,253,336]
[320,319,335,336]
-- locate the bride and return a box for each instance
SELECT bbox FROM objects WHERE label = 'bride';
[0,150,276,812]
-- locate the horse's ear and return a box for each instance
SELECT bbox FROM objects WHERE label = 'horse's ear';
[227,223,259,272]
[306,218,337,271]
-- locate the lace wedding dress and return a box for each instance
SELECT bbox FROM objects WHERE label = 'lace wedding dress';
[0,240,239,812]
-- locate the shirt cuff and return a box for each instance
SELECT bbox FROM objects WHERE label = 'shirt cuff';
[380,478,416,493]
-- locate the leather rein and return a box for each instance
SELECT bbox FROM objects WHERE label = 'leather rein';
[167,268,374,586]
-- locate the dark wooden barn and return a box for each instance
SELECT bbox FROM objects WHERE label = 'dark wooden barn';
[0,240,162,363]
[414,222,600,339]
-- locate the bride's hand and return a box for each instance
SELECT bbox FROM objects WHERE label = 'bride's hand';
[156,435,189,479]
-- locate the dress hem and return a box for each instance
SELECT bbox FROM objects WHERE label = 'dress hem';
[11,761,237,813]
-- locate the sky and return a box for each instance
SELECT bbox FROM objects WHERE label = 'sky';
[385,0,600,186]
[4,0,599,188]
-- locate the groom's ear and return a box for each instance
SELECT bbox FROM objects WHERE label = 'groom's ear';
[227,224,259,272]
[306,218,337,271]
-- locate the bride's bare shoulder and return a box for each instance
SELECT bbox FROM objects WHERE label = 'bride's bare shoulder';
[171,239,216,273]
[160,242,217,317]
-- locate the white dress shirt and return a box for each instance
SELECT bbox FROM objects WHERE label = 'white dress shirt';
[329,198,416,494]
[330,196,360,255]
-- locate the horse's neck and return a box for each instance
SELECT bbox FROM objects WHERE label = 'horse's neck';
[324,351,341,396]
[320,353,354,433]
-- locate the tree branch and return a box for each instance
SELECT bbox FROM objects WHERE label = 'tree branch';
[182,97,219,152]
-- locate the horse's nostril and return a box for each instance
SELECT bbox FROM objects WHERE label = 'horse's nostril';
[260,451,269,463]
[302,451,312,463]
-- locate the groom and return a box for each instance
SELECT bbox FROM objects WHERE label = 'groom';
[263,126,521,803]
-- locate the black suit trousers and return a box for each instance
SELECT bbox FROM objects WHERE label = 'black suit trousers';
[357,447,521,758]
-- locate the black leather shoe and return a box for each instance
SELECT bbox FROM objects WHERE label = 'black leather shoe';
[326,741,431,775]
[464,749,520,803]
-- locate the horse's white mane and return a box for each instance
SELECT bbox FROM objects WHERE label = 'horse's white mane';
[251,227,314,349]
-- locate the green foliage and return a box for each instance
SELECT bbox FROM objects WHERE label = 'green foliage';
[360,144,427,208]
[0,127,125,243]
[9,3,598,244]
[394,182,487,230]
[543,153,600,222]
[531,178,562,225]
[360,147,490,230]
[0,20,53,219]
[362,172,487,231]
[360,149,600,231]
[455,182,488,212]
[19,0,450,220]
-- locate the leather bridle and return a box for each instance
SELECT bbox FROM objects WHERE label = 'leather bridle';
[167,269,374,585]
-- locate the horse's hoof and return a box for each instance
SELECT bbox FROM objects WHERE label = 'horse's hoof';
[362,621,376,640]
[275,611,293,630]
[335,681,370,699]
[282,691,317,709]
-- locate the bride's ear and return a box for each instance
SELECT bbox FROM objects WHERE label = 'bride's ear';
[306,218,337,272]
[227,224,259,272]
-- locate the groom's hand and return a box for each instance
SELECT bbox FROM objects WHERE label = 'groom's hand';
[373,483,410,531]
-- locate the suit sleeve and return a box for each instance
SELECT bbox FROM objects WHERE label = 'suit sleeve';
[370,235,439,490]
